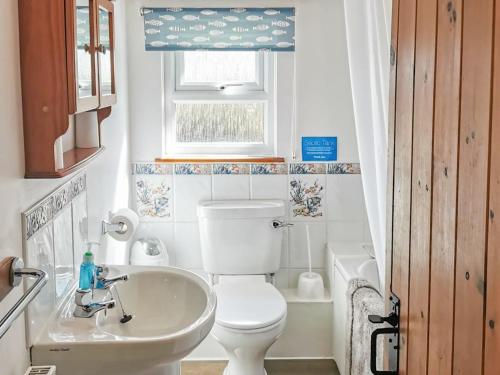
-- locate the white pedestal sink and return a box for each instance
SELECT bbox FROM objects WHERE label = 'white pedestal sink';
[31,265,216,375]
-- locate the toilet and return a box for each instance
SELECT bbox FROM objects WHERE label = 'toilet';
[197,200,288,375]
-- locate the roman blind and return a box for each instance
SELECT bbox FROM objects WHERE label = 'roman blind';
[142,7,295,51]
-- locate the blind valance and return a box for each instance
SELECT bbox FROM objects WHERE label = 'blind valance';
[143,7,295,52]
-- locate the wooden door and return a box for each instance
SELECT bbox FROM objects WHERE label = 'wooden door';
[387,0,500,373]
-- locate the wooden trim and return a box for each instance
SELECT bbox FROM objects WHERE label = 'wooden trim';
[0,257,15,303]
[66,0,99,114]
[453,0,495,373]
[427,0,463,373]
[155,157,286,163]
[391,0,418,372]
[97,0,117,108]
[25,147,104,179]
[484,1,500,372]
[407,0,438,372]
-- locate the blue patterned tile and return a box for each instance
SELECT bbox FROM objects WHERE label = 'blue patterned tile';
[133,163,173,175]
[289,163,327,175]
[327,163,361,175]
[175,163,212,175]
[24,173,86,240]
[135,175,173,220]
[251,163,288,175]
[289,175,326,219]
[213,163,250,175]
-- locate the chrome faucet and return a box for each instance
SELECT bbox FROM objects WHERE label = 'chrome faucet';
[95,265,129,289]
[73,265,129,318]
[73,289,116,318]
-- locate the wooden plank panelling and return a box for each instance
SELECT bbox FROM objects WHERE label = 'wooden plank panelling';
[427,1,463,374]
[406,0,437,372]
[453,0,495,373]
[391,0,418,372]
[484,1,500,373]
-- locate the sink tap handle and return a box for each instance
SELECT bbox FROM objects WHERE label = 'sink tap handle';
[75,289,92,307]
[96,265,110,280]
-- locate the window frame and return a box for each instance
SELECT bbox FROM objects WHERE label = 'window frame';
[162,51,276,157]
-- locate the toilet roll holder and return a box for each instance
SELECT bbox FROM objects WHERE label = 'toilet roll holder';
[102,220,127,236]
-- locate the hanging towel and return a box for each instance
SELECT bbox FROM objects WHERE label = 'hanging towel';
[345,278,384,375]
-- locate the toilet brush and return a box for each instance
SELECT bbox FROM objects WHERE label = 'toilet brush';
[297,224,325,299]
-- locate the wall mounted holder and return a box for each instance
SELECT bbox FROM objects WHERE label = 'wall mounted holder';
[0,257,47,339]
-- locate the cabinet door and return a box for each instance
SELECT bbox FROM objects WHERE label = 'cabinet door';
[96,0,116,107]
[67,0,99,113]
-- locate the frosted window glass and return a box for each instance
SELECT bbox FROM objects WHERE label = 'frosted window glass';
[176,103,265,143]
[183,51,257,84]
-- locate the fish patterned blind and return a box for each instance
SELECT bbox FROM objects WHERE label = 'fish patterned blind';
[142,8,296,51]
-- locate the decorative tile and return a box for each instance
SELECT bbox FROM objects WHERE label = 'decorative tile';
[133,162,173,175]
[289,175,326,219]
[25,197,53,240]
[251,163,288,175]
[289,163,327,175]
[175,163,212,175]
[327,163,361,174]
[24,173,87,240]
[213,163,250,175]
[135,175,173,220]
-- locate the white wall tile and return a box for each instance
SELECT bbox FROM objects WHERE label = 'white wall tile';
[250,175,288,200]
[288,222,327,268]
[326,174,364,221]
[174,175,211,222]
[133,222,175,265]
[288,175,326,221]
[274,269,289,289]
[174,223,203,269]
[281,228,289,268]
[212,175,250,200]
[72,192,88,273]
[53,205,75,301]
[24,225,55,347]
[327,220,365,243]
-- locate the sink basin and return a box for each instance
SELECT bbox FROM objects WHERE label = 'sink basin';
[31,265,216,375]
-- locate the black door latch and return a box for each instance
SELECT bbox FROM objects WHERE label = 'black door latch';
[368,293,400,375]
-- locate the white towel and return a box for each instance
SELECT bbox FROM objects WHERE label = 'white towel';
[345,278,384,375]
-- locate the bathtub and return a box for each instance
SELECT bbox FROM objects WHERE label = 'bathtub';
[328,243,380,375]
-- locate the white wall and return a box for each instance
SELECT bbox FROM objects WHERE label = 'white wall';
[0,0,130,373]
[125,0,358,162]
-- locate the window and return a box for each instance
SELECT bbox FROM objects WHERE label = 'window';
[164,51,276,156]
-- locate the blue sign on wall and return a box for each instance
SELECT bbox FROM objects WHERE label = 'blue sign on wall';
[302,137,338,161]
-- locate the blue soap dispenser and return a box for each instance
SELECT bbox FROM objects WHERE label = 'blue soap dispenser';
[78,244,95,290]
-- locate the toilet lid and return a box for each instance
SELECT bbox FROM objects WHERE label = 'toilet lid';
[215,281,287,330]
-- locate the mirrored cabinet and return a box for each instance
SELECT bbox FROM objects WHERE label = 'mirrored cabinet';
[19,0,116,178]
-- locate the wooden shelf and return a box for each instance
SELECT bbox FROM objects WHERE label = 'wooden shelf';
[25,147,105,179]
[155,156,286,163]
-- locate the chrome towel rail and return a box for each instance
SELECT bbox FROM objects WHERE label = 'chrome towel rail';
[0,257,47,339]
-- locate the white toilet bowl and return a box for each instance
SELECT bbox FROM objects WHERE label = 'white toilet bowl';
[212,276,287,375]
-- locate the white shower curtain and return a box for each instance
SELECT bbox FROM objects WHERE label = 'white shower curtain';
[343,0,392,293]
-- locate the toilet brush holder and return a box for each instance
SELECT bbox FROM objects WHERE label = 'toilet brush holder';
[297,272,325,300]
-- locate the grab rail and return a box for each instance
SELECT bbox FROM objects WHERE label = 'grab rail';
[0,257,47,339]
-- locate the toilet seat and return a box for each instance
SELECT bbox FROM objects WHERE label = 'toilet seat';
[215,279,287,331]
